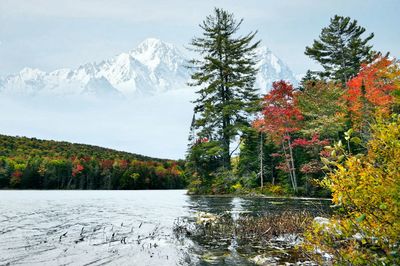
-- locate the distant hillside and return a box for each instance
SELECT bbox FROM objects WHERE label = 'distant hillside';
[0,134,164,162]
[0,134,186,190]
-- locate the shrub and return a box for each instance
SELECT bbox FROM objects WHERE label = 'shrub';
[304,115,400,265]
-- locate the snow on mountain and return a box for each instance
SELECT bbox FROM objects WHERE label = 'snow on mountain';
[83,76,122,97]
[254,46,298,94]
[0,38,298,98]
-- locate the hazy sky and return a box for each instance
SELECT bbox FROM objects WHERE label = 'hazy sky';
[1,0,400,159]
[1,0,399,76]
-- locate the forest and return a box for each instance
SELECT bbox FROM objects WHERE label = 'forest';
[184,9,399,264]
[0,134,187,189]
[185,11,400,197]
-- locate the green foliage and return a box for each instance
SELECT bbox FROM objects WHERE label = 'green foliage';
[296,81,346,139]
[237,128,278,186]
[0,134,157,161]
[305,15,375,83]
[298,70,321,91]
[188,7,260,170]
[0,135,187,190]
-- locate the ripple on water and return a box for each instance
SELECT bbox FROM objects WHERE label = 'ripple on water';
[0,190,330,265]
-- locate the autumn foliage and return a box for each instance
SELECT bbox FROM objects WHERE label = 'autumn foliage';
[304,116,400,264]
[254,81,303,140]
[0,135,186,190]
[254,81,331,193]
[346,57,397,129]
[300,57,400,264]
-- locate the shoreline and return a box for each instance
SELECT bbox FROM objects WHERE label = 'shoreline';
[187,192,332,201]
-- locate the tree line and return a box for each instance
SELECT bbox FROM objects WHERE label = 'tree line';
[0,135,187,189]
[185,9,399,197]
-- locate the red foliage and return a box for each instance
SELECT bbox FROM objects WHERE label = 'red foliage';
[10,170,23,186]
[118,160,128,170]
[345,57,396,123]
[300,160,322,174]
[291,138,310,147]
[254,81,303,142]
[291,134,330,148]
[72,163,84,177]
[11,170,23,178]
[101,160,114,170]
[319,149,331,158]
[196,137,209,144]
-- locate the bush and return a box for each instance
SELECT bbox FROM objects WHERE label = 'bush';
[304,115,400,265]
[263,184,288,196]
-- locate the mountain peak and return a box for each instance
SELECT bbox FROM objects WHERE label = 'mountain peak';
[139,37,163,45]
[254,46,272,55]
[254,45,298,92]
[135,38,173,53]
[0,38,298,97]
[130,38,183,72]
[19,67,45,79]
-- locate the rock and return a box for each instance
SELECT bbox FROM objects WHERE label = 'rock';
[352,232,363,240]
[196,212,219,226]
[313,217,330,226]
[250,254,280,265]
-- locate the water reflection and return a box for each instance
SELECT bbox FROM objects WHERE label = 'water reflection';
[186,195,330,216]
[180,195,331,265]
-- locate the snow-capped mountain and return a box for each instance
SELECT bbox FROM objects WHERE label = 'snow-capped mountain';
[254,46,298,94]
[0,38,297,97]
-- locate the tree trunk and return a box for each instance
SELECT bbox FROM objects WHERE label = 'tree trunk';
[282,135,297,192]
[222,117,231,170]
[282,139,295,191]
[287,137,297,192]
[219,46,231,170]
[259,133,264,189]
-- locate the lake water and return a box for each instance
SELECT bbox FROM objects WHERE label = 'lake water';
[0,190,330,265]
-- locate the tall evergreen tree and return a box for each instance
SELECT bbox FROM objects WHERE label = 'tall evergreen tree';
[188,8,260,170]
[305,15,375,84]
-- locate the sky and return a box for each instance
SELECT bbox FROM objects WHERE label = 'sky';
[0,0,399,159]
[1,0,399,76]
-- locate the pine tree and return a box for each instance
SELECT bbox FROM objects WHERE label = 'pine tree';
[298,70,320,91]
[305,15,375,84]
[237,128,277,188]
[188,8,260,170]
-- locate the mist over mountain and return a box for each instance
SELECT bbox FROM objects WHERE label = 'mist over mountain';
[0,38,299,159]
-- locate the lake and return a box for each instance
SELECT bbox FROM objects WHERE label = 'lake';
[0,190,330,265]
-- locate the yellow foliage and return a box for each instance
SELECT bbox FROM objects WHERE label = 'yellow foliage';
[304,115,400,265]
[265,184,287,196]
[231,182,243,192]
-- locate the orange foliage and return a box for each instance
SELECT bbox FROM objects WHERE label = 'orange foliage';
[346,57,396,127]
